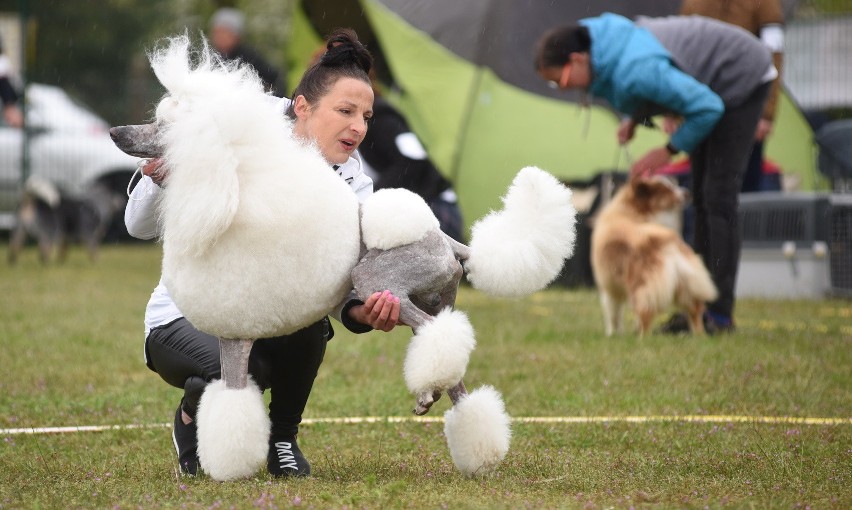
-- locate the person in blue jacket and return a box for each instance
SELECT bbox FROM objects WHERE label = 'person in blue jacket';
[535,13,776,333]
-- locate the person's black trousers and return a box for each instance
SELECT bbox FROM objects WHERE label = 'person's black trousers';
[690,82,771,318]
[145,317,330,437]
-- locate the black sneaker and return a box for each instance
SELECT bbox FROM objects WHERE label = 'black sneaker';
[654,313,691,335]
[268,436,311,477]
[172,403,199,476]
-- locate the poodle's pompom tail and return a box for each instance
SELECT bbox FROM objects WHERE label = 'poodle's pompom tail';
[444,385,512,476]
[403,309,475,396]
[197,379,270,481]
[361,188,439,250]
[465,167,577,297]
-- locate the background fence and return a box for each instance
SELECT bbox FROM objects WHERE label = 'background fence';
[785,0,852,129]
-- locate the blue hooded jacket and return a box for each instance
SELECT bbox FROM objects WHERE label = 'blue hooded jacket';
[580,13,724,153]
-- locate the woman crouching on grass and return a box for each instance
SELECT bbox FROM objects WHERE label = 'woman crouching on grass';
[125,28,401,478]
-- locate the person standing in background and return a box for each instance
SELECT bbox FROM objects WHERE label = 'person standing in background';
[535,13,776,333]
[209,7,286,97]
[680,0,785,192]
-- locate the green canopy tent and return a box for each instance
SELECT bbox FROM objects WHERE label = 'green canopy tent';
[287,0,817,232]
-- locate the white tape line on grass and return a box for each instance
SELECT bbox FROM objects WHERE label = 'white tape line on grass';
[510,415,852,425]
[2,423,171,435]
[3,414,849,435]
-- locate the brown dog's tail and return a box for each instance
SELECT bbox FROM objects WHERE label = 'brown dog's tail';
[674,242,719,303]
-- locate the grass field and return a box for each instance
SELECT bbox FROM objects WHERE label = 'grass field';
[1,244,850,509]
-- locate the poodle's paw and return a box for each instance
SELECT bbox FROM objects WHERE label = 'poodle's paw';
[444,385,511,477]
[197,379,270,481]
[413,390,442,415]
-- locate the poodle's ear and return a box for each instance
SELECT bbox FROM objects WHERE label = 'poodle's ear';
[162,151,240,257]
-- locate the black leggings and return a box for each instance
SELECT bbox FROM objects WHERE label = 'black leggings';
[690,82,771,317]
[145,317,331,437]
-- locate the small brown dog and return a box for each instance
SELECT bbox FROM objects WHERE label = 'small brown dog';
[591,176,717,336]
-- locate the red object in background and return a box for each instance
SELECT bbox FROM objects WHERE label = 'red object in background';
[658,158,691,176]
[658,158,782,176]
[762,159,781,175]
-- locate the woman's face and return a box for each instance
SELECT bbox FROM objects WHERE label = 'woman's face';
[540,63,573,90]
[539,53,591,90]
[293,77,374,165]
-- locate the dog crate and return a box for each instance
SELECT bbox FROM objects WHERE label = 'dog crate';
[554,171,628,288]
[737,192,852,299]
[828,194,852,297]
[815,119,852,193]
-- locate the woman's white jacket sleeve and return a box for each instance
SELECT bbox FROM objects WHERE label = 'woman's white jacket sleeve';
[124,176,162,240]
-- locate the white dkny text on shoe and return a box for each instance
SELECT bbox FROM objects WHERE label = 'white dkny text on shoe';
[274,441,298,470]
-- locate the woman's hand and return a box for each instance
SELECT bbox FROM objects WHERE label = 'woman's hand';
[3,105,23,128]
[143,158,168,186]
[662,115,681,135]
[754,118,773,142]
[630,146,672,178]
[617,118,636,145]
[348,290,401,332]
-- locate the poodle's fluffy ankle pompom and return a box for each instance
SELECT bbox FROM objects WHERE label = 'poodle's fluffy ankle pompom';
[466,167,577,297]
[197,379,270,481]
[361,188,439,250]
[403,308,475,396]
[444,385,511,476]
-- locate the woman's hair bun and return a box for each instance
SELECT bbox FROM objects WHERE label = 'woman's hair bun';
[321,28,373,75]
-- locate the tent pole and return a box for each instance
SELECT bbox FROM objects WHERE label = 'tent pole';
[449,66,484,183]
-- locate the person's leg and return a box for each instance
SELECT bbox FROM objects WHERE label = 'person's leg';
[145,318,221,475]
[146,316,304,475]
[695,83,770,325]
[740,141,764,193]
[253,318,331,476]
[656,165,703,334]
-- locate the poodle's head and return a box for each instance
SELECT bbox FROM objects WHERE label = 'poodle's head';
[110,33,286,257]
[110,33,274,161]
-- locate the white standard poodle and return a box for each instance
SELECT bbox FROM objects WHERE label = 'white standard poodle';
[111,34,578,481]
